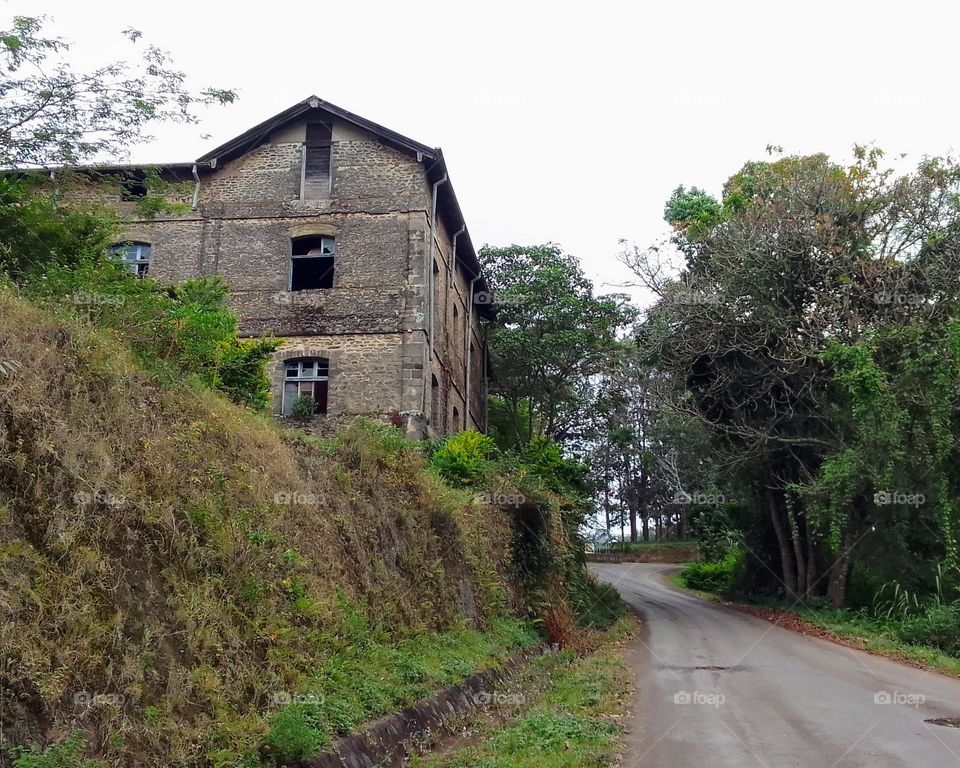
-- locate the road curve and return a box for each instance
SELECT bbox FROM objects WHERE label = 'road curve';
[590,562,960,768]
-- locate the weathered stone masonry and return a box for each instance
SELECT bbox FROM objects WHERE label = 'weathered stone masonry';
[60,97,489,436]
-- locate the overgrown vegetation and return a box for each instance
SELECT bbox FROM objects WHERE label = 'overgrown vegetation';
[0,287,561,767]
[0,166,621,768]
[678,550,744,595]
[412,617,634,768]
[616,148,960,622]
[0,176,278,408]
[427,430,626,634]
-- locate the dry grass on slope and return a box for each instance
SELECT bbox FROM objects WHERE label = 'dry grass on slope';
[0,291,520,767]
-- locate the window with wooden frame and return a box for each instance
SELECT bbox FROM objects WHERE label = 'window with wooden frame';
[301,121,332,200]
[109,242,151,278]
[282,357,329,416]
[290,236,335,290]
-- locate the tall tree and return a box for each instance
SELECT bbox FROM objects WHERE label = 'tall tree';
[480,243,636,445]
[626,149,960,606]
[0,15,235,168]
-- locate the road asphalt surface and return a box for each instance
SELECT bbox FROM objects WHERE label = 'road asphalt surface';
[590,562,960,767]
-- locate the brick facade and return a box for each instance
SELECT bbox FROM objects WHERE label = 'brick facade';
[59,98,487,437]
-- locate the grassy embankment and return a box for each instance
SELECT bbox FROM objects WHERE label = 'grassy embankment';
[0,290,621,768]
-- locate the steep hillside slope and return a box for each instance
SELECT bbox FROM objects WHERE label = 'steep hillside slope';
[0,291,540,767]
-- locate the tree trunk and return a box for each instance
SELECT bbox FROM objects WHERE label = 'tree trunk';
[642,513,649,542]
[827,547,854,608]
[784,494,807,597]
[805,524,819,597]
[625,454,638,542]
[767,490,798,598]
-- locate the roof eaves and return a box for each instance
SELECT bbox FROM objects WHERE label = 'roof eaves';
[196,95,438,165]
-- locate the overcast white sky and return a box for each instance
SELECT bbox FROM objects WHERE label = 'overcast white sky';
[13,0,960,304]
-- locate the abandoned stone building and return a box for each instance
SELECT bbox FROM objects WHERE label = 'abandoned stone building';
[60,96,491,437]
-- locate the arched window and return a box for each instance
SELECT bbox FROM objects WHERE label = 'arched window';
[282,357,329,416]
[290,236,335,290]
[110,242,151,278]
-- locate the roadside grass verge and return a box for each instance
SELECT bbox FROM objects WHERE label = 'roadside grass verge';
[261,617,539,764]
[673,563,960,677]
[411,616,635,768]
[790,608,960,677]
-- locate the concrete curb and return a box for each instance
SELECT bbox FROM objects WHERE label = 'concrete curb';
[293,647,540,768]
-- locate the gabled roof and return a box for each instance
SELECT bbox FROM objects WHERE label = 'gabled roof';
[196,95,436,164]
[19,96,490,311]
[196,96,489,307]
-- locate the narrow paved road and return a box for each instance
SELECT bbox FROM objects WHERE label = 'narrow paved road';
[590,562,960,767]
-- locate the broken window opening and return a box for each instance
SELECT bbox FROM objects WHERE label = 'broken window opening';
[282,357,330,416]
[290,236,335,290]
[109,242,151,278]
[120,172,148,200]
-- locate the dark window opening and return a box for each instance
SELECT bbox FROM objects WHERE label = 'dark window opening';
[282,357,329,416]
[120,172,147,200]
[290,236,335,290]
[431,374,441,429]
[109,241,151,278]
[302,121,333,200]
[452,406,461,428]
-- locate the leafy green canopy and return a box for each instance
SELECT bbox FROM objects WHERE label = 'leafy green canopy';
[479,244,636,444]
[633,148,960,606]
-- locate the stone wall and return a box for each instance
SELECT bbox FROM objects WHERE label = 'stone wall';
[53,117,484,437]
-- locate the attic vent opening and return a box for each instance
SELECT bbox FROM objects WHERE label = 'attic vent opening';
[301,121,332,200]
[290,236,335,290]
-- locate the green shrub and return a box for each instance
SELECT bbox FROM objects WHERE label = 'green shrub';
[569,573,627,628]
[12,733,107,768]
[261,704,328,763]
[29,264,278,409]
[895,603,960,655]
[513,435,589,500]
[291,393,316,420]
[429,429,497,485]
[681,549,743,595]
